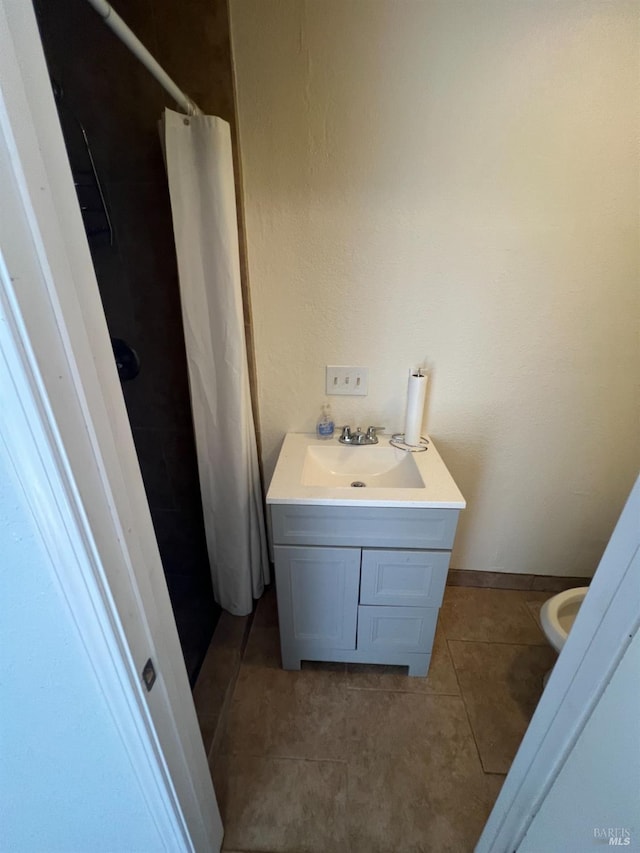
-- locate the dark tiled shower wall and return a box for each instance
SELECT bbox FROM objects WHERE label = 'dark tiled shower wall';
[34,0,253,685]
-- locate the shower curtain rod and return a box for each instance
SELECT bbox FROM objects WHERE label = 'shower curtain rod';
[84,0,202,115]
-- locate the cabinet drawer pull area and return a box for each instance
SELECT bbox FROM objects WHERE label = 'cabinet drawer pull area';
[360,549,450,607]
[270,505,460,549]
[356,605,438,654]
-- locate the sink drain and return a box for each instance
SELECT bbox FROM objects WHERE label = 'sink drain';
[351,480,367,488]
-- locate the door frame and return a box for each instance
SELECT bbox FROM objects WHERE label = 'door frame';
[0,1,222,850]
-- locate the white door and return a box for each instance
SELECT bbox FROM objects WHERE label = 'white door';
[0,1,223,849]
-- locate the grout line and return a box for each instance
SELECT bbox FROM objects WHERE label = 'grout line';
[344,686,462,696]
[218,749,349,766]
[444,636,549,647]
[438,631,463,695]
[204,616,255,764]
[446,636,492,774]
[520,599,547,635]
[221,842,280,853]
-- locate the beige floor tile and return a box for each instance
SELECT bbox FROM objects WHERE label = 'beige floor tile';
[236,622,283,674]
[439,587,549,645]
[194,612,249,754]
[216,753,348,853]
[346,702,494,853]
[345,691,472,758]
[238,622,345,678]
[485,772,507,801]
[449,640,556,773]
[196,710,218,758]
[223,626,348,760]
[203,615,249,698]
[193,616,246,712]
[525,599,544,630]
[211,586,551,850]
[345,626,459,695]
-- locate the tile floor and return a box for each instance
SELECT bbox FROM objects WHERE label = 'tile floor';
[202,585,557,853]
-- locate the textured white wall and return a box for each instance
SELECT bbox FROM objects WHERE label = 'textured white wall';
[0,452,165,851]
[230,0,640,576]
[518,628,640,852]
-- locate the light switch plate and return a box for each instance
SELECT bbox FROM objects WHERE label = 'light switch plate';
[326,365,369,396]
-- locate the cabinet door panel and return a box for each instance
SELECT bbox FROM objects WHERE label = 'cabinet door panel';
[357,605,438,654]
[360,549,449,607]
[275,546,360,650]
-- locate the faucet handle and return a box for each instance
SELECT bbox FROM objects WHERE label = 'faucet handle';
[337,425,351,441]
[366,426,385,444]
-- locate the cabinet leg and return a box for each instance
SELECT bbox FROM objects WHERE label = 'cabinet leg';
[408,657,430,677]
[280,653,301,671]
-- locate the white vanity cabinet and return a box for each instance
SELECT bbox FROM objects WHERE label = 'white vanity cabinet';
[271,504,460,676]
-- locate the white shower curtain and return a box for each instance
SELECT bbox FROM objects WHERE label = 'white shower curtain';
[162,108,268,616]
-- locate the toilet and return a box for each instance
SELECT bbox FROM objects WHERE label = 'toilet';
[540,586,589,653]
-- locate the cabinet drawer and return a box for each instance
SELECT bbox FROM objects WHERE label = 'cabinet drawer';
[270,505,459,549]
[357,605,438,655]
[360,549,449,608]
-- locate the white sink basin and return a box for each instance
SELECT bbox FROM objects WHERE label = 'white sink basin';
[302,445,425,488]
[267,433,466,508]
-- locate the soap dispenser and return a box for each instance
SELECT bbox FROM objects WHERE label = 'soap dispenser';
[316,402,335,440]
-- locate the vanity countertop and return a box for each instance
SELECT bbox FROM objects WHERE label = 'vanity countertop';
[266,432,466,509]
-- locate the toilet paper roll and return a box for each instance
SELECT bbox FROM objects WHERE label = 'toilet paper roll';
[404,370,428,446]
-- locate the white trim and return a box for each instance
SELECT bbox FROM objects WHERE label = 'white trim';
[476,476,640,853]
[0,1,221,850]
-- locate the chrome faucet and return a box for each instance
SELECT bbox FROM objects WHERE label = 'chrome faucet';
[338,425,385,445]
